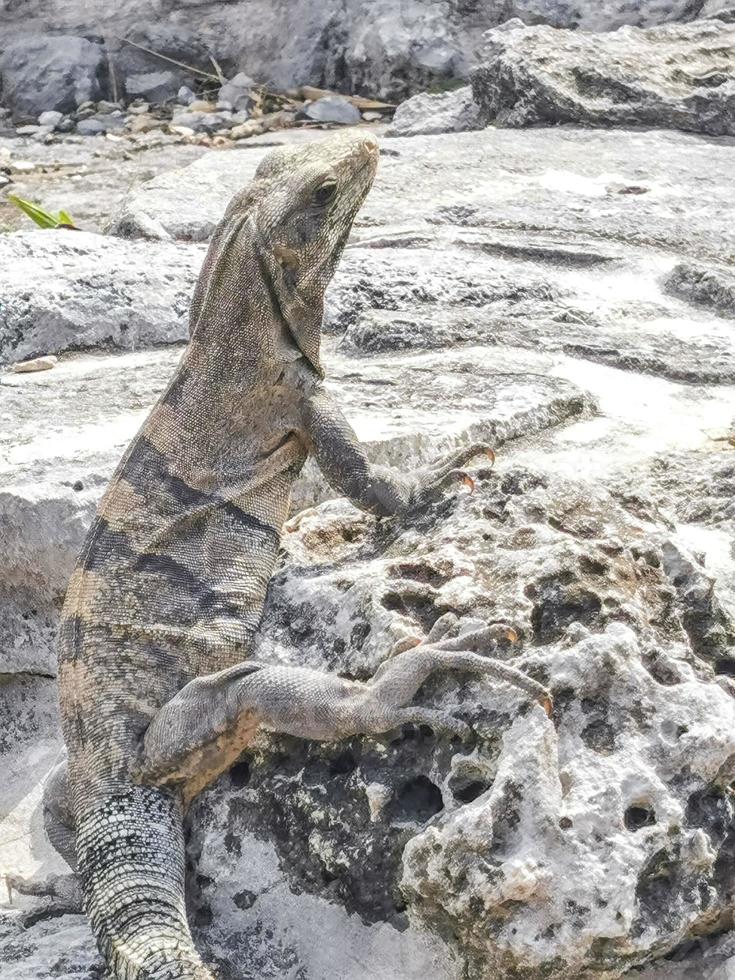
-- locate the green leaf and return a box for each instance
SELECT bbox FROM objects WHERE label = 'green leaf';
[7,195,77,230]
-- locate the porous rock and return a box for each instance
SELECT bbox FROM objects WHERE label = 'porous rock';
[0,340,589,678]
[185,469,735,979]
[3,124,735,979]
[471,19,735,135]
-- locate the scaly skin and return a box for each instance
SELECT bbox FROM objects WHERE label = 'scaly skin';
[46,132,552,979]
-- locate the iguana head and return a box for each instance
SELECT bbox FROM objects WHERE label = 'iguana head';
[192,131,379,378]
[252,130,379,375]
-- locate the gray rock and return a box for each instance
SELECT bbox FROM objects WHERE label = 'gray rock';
[183,471,735,979]
[107,127,735,263]
[0,340,588,673]
[30,126,54,142]
[124,70,181,105]
[94,100,122,114]
[0,231,205,364]
[37,110,63,129]
[471,19,735,136]
[387,86,484,136]
[75,114,125,136]
[663,262,735,316]
[106,25,209,102]
[303,95,362,125]
[14,125,43,136]
[127,100,151,114]
[177,85,196,106]
[170,110,232,133]
[0,1,724,109]
[0,34,104,120]
[702,0,735,19]
[218,71,256,112]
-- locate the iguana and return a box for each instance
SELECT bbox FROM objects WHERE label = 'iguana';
[20,132,552,979]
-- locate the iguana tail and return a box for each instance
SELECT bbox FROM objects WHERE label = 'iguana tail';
[76,784,214,980]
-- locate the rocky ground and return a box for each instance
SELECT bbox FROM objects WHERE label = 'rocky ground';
[0,113,734,979]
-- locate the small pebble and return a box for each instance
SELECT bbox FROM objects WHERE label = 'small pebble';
[12,355,59,374]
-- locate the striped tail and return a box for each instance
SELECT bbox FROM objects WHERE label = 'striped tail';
[76,785,214,980]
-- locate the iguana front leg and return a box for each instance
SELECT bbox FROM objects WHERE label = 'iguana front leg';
[302,388,494,516]
[137,628,552,802]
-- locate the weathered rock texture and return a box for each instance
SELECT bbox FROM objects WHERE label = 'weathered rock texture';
[0,35,105,119]
[0,232,204,364]
[0,0,728,117]
[471,18,735,135]
[185,478,735,979]
[2,125,735,978]
[387,86,484,136]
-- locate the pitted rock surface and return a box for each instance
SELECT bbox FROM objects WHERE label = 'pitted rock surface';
[2,124,735,978]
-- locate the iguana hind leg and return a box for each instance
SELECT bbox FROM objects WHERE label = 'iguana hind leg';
[138,627,552,803]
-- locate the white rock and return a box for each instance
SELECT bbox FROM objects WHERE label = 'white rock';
[37,110,63,129]
[387,86,483,136]
[11,354,58,373]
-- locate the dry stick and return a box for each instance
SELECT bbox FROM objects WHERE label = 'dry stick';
[114,37,296,109]
[208,53,227,87]
[102,34,120,104]
[114,36,220,82]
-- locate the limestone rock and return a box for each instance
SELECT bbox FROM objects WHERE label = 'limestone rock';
[12,355,57,373]
[36,110,63,130]
[0,231,205,364]
[663,262,735,316]
[387,86,484,136]
[2,125,735,980]
[184,469,735,979]
[471,19,735,136]
[106,129,735,267]
[0,1,715,110]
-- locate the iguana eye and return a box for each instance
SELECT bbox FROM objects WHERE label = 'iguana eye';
[313,179,337,207]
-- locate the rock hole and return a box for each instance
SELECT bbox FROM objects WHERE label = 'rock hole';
[233,888,257,910]
[714,658,735,677]
[451,778,491,804]
[329,751,357,777]
[578,555,609,576]
[229,759,251,789]
[625,804,656,831]
[390,776,443,823]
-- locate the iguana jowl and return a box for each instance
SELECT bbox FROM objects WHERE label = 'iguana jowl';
[45,132,552,979]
